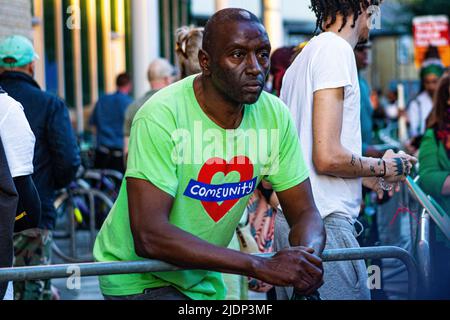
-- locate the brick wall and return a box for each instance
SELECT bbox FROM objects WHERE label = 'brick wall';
[0,0,32,40]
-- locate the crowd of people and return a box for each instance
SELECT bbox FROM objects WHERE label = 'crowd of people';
[0,34,80,300]
[0,0,449,301]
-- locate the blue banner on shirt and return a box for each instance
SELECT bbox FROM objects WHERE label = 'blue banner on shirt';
[184,178,257,202]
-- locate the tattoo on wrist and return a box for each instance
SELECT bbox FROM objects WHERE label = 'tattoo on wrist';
[370,165,376,175]
[351,154,356,167]
[402,158,411,176]
[376,158,386,177]
[359,158,363,171]
[394,158,405,176]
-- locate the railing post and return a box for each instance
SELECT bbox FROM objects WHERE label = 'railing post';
[416,209,432,297]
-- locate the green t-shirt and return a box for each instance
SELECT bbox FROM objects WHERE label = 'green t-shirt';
[93,75,309,300]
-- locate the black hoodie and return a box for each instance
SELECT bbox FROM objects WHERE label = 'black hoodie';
[0,127,18,298]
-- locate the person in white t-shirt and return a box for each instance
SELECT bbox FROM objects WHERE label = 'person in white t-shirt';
[275,0,417,300]
[0,87,36,300]
[407,62,444,149]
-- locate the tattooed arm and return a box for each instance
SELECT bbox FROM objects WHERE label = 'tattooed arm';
[312,88,416,180]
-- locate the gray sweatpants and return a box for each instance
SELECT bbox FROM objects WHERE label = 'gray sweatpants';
[274,213,371,300]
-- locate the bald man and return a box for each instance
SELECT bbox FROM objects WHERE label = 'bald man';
[123,58,176,155]
[94,8,325,300]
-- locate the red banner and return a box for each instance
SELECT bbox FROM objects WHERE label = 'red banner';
[413,15,450,68]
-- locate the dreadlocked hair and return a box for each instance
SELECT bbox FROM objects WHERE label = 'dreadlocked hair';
[310,0,378,33]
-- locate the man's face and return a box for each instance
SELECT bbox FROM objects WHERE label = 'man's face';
[123,82,133,94]
[207,20,271,105]
[357,1,382,44]
[424,74,440,96]
[355,46,370,70]
[357,11,371,44]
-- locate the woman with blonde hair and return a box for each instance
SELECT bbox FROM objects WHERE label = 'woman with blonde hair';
[175,26,204,79]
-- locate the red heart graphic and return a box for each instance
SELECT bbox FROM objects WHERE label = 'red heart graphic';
[198,156,254,222]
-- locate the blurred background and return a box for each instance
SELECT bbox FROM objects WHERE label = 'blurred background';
[1,0,449,301]
[0,0,449,135]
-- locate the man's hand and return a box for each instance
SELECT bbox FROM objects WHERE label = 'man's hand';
[383,149,417,183]
[363,176,397,200]
[256,247,324,295]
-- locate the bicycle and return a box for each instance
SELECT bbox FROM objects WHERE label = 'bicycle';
[52,177,114,263]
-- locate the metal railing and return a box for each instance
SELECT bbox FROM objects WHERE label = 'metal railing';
[0,246,418,299]
[375,124,448,298]
[404,176,450,297]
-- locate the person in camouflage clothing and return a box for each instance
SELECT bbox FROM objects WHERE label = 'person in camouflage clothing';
[13,229,53,300]
[0,36,80,300]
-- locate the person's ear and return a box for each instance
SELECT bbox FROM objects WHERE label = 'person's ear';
[28,61,35,77]
[198,49,211,76]
[361,2,371,15]
[164,76,171,86]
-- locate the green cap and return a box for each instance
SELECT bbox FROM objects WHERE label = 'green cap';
[420,63,445,79]
[0,35,39,68]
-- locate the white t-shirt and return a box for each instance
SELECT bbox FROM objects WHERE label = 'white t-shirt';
[3,282,13,300]
[0,92,35,178]
[407,91,433,138]
[281,32,362,221]
[0,92,35,301]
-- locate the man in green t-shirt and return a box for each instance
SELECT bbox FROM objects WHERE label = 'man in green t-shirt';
[94,8,326,300]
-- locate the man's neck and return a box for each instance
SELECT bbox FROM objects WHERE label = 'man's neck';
[117,88,129,95]
[5,68,33,78]
[323,17,361,49]
[194,75,244,130]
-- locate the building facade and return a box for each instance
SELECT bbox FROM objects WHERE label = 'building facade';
[0,0,32,39]
[0,0,423,135]
[0,0,189,134]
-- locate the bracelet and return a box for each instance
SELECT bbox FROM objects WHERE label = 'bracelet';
[378,177,393,191]
[376,159,386,178]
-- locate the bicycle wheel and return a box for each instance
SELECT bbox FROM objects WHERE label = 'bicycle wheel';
[52,188,114,263]
[83,169,124,201]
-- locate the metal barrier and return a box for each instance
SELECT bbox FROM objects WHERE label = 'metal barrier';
[404,176,450,297]
[416,208,432,296]
[0,246,418,299]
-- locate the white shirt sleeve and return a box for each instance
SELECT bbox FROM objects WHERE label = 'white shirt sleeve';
[407,99,420,137]
[0,96,35,178]
[311,39,354,93]
[3,282,13,300]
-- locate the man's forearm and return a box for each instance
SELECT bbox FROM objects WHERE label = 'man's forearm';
[134,223,264,278]
[277,182,326,255]
[315,146,385,178]
[288,207,326,255]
